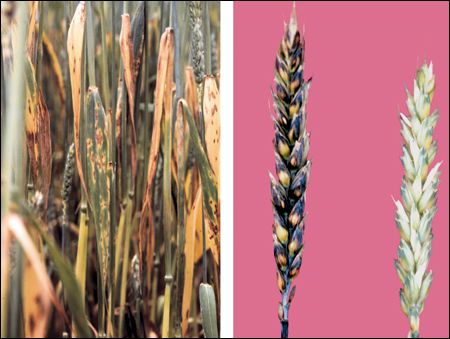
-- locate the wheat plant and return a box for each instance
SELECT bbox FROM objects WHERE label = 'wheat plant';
[1,1,220,338]
[394,62,441,338]
[270,5,311,338]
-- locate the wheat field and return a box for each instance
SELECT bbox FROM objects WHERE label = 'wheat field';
[1,1,220,338]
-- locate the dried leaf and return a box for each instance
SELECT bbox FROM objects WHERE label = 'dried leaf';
[139,27,174,293]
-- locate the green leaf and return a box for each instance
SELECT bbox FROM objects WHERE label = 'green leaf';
[199,283,218,338]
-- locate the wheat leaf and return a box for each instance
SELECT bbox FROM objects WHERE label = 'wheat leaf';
[67,1,89,201]
[24,56,52,216]
[178,99,218,226]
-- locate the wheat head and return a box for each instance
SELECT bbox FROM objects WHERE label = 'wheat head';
[270,6,311,338]
[394,62,441,338]
[61,143,76,217]
[188,1,205,85]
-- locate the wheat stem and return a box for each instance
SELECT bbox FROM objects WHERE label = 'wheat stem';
[1,4,28,335]
[162,84,174,339]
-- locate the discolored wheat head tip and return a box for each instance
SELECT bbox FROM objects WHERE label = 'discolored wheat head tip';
[289,3,298,38]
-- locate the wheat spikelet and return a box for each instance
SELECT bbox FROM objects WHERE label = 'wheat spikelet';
[394,62,441,338]
[270,6,311,338]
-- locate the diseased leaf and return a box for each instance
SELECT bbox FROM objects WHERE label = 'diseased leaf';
[202,75,221,264]
[203,75,220,181]
[24,57,52,216]
[85,86,111,301]
[67,1,88,199]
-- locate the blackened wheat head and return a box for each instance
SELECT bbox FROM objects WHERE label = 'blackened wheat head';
[270,6,311,338]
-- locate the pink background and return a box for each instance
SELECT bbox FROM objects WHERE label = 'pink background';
[234,2,449,338]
